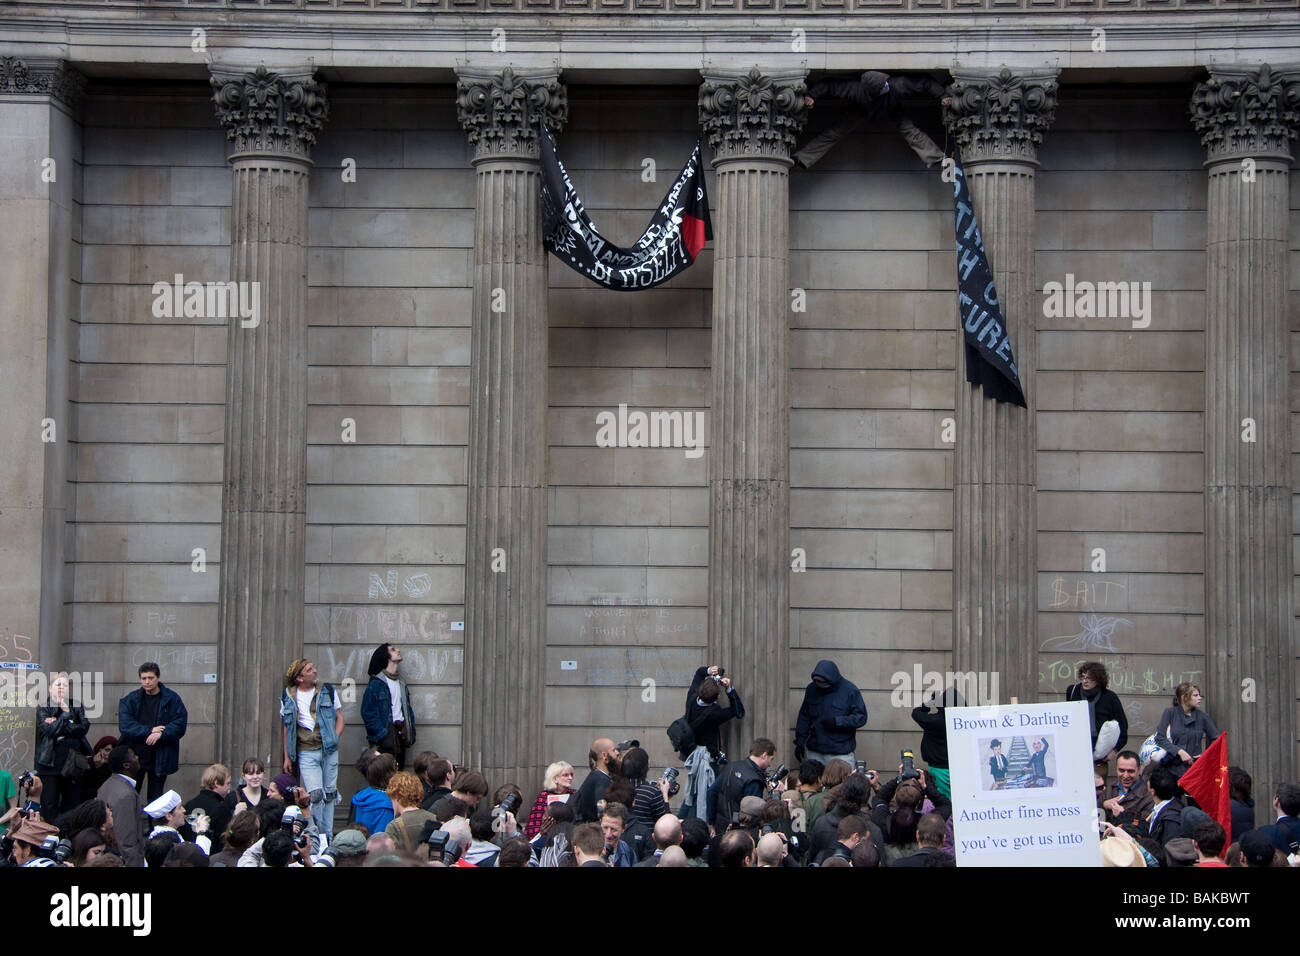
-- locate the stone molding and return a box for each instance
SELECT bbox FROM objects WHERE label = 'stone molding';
[455,67,567,161]
[210,65,328,162]
[0,0,1290,11]
[0,57,86,112]
[945,67,1059,165]
[699,67,808,164]
[1190,64,1300,165]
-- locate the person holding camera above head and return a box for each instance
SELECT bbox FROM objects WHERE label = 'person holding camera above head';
[281,658,343,840]
[117,662,188,803]
[910,686,962,800]
[35,672,92,818]
[677,664,744,823]
[361,643,416,770]
[794,660,867,769]
[97,745,147,867]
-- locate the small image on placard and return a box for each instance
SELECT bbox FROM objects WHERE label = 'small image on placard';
[975,734,1060,801]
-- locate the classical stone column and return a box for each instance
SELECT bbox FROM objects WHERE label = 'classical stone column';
[698,68,806,752]
[0,59,83,677]
[456,68,566,785]
[210,66,326,768]
[1190,65,1300,818]
[944,69,1058,704]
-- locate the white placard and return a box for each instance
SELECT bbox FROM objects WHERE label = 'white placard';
[946,701,1102,867]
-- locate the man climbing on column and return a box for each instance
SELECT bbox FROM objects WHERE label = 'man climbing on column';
[796,70,950,169]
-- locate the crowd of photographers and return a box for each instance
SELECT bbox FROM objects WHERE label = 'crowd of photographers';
[1,654,1297,867]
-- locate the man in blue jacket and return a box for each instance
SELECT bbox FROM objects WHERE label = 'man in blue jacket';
[793,660,867,768]
[361,643,415,770]
[117,662,188,802]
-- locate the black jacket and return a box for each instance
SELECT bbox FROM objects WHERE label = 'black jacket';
[891,846,954,868]
[806,73,947,119]
[684,667,744,757]
[572,768,611,824]
[716,757,765,831]
[185,787,237,852]
[1148,800,1185,846]
[1065,683,1128,753]
[35,702,91,771]
[795,660,867,756]
[809,807,884,863]
[910,688,963,769]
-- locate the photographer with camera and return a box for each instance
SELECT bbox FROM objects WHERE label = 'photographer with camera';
[715,737,784,833]
[675,664,743,823]
[280,658,343,840]
[5,818,63,867]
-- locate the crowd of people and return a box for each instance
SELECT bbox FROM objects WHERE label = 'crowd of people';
[1,651,1297,868]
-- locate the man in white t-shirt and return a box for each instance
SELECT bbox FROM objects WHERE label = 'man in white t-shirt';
[280,659,343,839]
[362,643,416,769]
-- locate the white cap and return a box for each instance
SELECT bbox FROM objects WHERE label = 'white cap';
[144,789,182,819]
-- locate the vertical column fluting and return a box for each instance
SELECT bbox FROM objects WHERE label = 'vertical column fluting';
[211,67,327,768]
[1191,65,1300,818]
[456,69,566,786]
[945,69,1058,703]
[699,69,806,751]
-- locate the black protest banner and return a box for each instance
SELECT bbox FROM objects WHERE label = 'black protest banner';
[951,156,1027,407]
[539,125,712,291]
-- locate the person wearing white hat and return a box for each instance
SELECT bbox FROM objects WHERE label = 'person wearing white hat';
[144,789,210,855]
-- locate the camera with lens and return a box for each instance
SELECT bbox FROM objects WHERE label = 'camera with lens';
[661,766,680,798]
[767,764,788,789]
[900,749,921,781]
[427,829,462,865]
[710,667,726,682]
[16,771,34,791]
[495,790,522,818]
[281,804,308,841]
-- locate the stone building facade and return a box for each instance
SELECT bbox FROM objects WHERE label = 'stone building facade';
[0,1,1296,818]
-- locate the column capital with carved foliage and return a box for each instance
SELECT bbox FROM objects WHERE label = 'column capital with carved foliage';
[0,57,86,113]
[455,67,567,163]
[1190,64,1300,167]
[944,67,1059,166]
[698,67,808,166]
[209,65,328,163]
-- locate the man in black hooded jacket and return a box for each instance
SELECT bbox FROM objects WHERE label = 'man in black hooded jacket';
[795,70,949,169]
[793,660,867,768]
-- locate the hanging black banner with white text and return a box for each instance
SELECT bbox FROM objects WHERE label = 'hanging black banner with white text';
[540,125,712,291]
[951,155,1027,407]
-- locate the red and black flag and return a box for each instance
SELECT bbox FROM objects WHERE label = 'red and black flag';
[951,153,1027,407]
[540,124,712,291]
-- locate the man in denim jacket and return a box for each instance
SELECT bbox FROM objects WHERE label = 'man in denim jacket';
[281,659,343,839]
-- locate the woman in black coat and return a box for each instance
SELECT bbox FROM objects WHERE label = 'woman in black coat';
[35,673,92,817]
[1065,661,1128,764]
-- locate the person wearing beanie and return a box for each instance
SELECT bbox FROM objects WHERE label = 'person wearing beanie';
[361,643,416,770]
[280,658,343,840]
[796,70,950,170]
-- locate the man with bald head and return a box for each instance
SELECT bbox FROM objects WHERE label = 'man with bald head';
[657,845,688,867]
[635,814,683,867]
[573,737,620,823]
[755,832,788,867]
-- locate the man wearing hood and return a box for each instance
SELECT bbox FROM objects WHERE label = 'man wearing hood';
[361,643,416,770]
[795,70,949,170]
[794,660,867,768]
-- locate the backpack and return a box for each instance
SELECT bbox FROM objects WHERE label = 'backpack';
[667,714,697,762]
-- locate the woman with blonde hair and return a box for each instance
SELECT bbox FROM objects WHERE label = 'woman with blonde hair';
[524,760,576,838]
